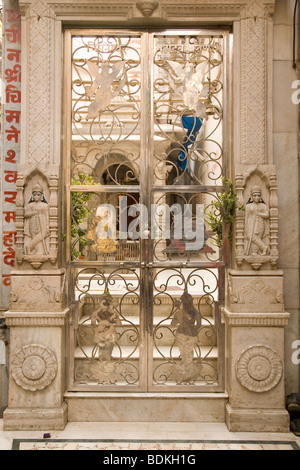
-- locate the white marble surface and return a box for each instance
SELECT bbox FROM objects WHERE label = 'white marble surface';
[1,419,300,451]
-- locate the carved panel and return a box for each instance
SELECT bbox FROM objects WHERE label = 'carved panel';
[21,1,57,165]
[229,278,283,306]
[236,345,282,393]
[239,2,267,164]
[11,344,57,391]
[10,273,65,311]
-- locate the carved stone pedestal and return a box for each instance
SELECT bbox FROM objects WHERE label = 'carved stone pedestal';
[223,305,290,432]
[4,404,67,431]
[3,309,69,430]
[225,156,290,431]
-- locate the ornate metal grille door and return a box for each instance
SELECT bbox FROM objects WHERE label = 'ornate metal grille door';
[64,29,229,392]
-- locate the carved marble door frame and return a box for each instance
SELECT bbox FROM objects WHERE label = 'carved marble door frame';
[3,0,290,432]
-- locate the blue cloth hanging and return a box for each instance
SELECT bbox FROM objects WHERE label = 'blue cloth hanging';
[177,115,202,172]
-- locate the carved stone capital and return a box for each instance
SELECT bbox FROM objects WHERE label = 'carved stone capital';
[5,309,70,327]
[222,307,290,327]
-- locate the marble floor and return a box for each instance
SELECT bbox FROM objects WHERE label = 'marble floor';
[1,419,300,450]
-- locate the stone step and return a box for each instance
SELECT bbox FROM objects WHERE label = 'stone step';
[64,391,228,422]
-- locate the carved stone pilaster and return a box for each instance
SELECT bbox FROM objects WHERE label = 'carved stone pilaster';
[223,307,290,432]
[19,1,57,165]
[239,1,268,165]
[3,308,70,430]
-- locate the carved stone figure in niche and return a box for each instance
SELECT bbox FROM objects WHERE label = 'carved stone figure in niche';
[244,185,269,256]
[171,290,202,383]
[24,182,50,255]
[91,292,121,362]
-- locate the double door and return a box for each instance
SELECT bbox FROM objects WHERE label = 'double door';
[65,29,229,391]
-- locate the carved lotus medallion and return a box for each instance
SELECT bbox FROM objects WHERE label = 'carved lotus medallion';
[236,345,282,393]
[11,344,57,391]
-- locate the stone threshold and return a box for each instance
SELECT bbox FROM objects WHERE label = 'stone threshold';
[65,391,229,398]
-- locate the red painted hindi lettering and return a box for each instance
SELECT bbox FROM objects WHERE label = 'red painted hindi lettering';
[5,64,21,83]
[6,48,21,62]
[4,171,18,184]
[5,24,21,44]
[5,9,21,22]
[5,150,17,163]
[2,275,11,287]
[3,231,17,247]
[5,84,21,103]
[5,125,20,143]
[3,211,16,223]
[5,110,21,124]
[4,192,17,204]
[3,247,16,267]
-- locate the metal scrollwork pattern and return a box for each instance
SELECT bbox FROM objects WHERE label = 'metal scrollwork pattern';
[74,267,140,386]
[151,191,221,262]
[152,268,219,387]
[68,31,226,392]
[70,191,140,262]
[71,34,142,183]
[153,34,223,187]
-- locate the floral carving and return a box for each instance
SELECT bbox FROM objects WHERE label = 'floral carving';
[236,345,282,393]
[11,344,57,391]
[231,278,283,305]
[136,1,159,17]
[11,276,62,306]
